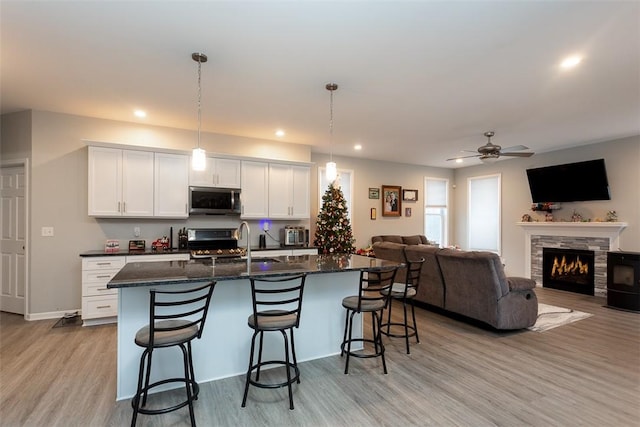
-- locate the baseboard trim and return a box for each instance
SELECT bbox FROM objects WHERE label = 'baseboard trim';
[25,309,82,321]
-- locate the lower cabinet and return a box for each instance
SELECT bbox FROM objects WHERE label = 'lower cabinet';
[81,256,126,326]
[81,253,190,326]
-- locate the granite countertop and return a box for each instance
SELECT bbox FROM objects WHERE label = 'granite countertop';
[107,254,402,289]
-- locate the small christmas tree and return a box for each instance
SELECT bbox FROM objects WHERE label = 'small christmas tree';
[314,181,355,254]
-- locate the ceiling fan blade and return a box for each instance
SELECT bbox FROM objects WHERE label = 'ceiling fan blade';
[501,152,534,157]
[501,145,529,153]
[446,154,480,161]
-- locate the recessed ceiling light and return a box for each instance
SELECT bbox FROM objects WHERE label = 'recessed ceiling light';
[134,110,146,118]
[455,158,463,164]
[560,55,582,70]
[275,129,285,137]
[354,144,362,150]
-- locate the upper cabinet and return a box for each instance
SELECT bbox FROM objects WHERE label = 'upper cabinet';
[240,160,269,219]
[268,164,310,219]
[88,147,154,217]
[88,144,310,220]
[154,153,189,218]
[189,156,241,188]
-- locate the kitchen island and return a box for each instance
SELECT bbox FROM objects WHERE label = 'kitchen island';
[107,254,402,400]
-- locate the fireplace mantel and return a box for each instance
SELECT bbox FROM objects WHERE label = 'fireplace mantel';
[517,221,627,237]
[517,221,628,281]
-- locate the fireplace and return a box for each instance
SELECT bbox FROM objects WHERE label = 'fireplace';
[518,222,628,297]
[542,247,595,295]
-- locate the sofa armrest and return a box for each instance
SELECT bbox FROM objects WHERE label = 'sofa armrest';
[507,277,536,291]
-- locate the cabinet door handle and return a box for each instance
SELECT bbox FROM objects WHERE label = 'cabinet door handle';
[96,262,111,266]
[97,287,108,291]
[96,275,111,279]
[97,305,112,309]
[118,201,121,212]
[123,202,126,213]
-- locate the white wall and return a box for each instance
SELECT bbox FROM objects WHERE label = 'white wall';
[3,108,638,316]
[15,110,312,315]
[309,153,454,248]
[452,136,640,277]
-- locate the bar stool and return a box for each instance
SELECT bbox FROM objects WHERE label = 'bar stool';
[131,282,216,427]
[241,273,307,410]
[380,257,425,354]
[341,265,397,374]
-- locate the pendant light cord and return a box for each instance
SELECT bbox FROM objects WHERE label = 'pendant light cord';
[329,88,334,162]
[197,57,202,149]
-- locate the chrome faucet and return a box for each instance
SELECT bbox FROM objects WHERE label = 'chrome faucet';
[238,221,251,265]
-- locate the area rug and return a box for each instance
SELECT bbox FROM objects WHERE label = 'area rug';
[527,303,593,332]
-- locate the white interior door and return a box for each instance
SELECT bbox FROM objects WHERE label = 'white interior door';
[1,164,27,314]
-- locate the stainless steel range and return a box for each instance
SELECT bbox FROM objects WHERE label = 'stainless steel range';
[187,228,246,258]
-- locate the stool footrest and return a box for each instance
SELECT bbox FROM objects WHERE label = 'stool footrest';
[380,321,418,338]
[247,360,300,389]
[132,378,199,416]
[341,338,385,359]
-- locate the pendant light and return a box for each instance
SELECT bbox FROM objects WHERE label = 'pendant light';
[191,52,208,171]
[325,83,338,182]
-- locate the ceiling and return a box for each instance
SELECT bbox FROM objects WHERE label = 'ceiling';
[2,1,639,168]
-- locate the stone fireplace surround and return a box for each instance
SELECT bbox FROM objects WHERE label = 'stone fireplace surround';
[517,222,628,297]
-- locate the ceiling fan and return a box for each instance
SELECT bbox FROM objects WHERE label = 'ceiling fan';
[447,131,534,162]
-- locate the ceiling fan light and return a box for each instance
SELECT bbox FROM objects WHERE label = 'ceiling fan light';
[192,147,206,171]
[480,154,499,164]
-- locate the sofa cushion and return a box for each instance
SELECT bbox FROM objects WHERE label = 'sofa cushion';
[372,242,407,263]
[380,235,404,244]
[402,235,423,245]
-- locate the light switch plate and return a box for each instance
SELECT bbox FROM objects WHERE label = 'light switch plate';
[42,226,54,237]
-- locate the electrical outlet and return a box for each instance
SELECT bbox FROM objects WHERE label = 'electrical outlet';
[42,226,54,237]
[134,227,141,237]
[263,221,270,231]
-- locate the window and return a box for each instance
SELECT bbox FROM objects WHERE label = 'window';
[424,177,448,247]
[467,174,501,253]
[318,167,354,222]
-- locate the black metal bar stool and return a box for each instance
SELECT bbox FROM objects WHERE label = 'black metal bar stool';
[131,282,216,427]
[380,257,425,354]
[341,265,397,374]
[241,273,307,410]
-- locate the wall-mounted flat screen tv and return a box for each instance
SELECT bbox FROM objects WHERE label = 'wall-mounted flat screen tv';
[526,159,610,203]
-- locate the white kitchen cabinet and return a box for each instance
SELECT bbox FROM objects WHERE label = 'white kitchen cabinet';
[189,156,241,188]
[240,160,269,219]
[268,164,310,219]
[88,147,154,217]
[154,153,189,218]
[81,253,190,326]
[81,256,125,326]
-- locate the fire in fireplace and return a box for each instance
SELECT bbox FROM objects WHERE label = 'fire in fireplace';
[542,247,595,295]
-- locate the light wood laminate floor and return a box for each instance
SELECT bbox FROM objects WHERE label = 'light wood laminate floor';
[1,287,639,426]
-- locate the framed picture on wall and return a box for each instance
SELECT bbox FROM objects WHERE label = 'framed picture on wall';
[368,188,380,199]
[405,207,412,217]
[403,189,418,201]
[382,185,402,217]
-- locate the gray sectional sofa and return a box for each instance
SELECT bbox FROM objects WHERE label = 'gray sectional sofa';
[371,235,538,330]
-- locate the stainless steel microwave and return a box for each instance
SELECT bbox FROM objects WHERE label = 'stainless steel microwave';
[189,186,241,215]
